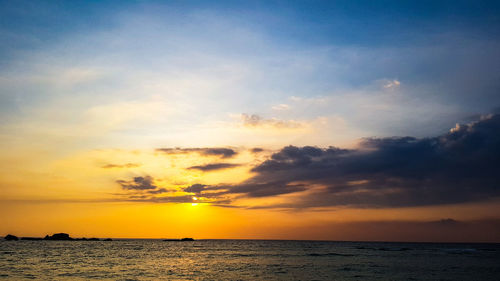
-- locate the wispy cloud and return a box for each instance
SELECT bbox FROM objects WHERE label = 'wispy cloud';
[250,147,265,153]
[241,114,302,129]
[156,147,237,158]
[187,163,241,172]
[116,176,158,190]
[102,163,140,169]
[382,79,401,89]
[116,175,172,198]
[271,103,290,111]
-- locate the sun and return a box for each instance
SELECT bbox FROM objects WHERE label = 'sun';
[191,196,198,206]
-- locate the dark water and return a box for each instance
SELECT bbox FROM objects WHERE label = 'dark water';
[1,240,499,280]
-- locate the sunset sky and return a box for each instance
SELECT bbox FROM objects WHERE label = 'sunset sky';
[1,0,500,242]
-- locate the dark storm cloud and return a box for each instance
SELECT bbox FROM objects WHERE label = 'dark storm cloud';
[194,113,500,208]
[156,147,237,158]
[187,163,241,172]
[228,182,307,197]
[116,176,158,190]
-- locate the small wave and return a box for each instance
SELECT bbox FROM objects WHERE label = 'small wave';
[478,248,497,252]
[442,248,477,254]
[355,246,412,251]
[232,253,254,257]
[307,252,355,257]
[377,247,412,251]
[57,272,79,277]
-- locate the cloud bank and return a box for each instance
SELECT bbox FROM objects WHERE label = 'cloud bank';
[189,113,500,208]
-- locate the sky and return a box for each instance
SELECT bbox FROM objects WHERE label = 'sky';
[1,0,500,242]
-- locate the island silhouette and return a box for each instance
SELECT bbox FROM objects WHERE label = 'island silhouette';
[3,233,113,241]
[4,233,195,241]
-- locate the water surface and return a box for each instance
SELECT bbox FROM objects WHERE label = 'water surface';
[1,240,499,280]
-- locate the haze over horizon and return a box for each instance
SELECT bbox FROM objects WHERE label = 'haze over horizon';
[1,0,500,242]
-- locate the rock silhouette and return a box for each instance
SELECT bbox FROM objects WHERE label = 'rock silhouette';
[44,233,73,240]
[4,234,18,241]
[163,237,195,241]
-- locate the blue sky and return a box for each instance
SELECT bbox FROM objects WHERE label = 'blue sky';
[1,0,499,146]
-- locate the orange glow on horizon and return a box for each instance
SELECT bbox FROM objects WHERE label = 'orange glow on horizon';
[1,147,500,242]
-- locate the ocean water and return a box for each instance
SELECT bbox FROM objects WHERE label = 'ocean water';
[1,240,499,280]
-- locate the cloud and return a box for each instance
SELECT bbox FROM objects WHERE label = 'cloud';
[116,176,158,190]
[183,183,228,197]
[147,188,169,194]
[241,114,302,129]
[192,113,500,208]
[250,147,264,153]
[102,163,140,169]
[128,195,199,204]
[284,218,500,243]
[125,189,232,204]
[289,96,328,104]
[182,181,306,198]
[187,163,241,172]
[184,184,207,193]
[272,103,290,110]
[156,147,237,158]
[228,182,307,197]
[112,113,500,210]
[382,79,401,89]
[116,175,173,198]
[432,218,459,226]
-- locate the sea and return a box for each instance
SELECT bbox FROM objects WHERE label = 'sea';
[1,239,499,280]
